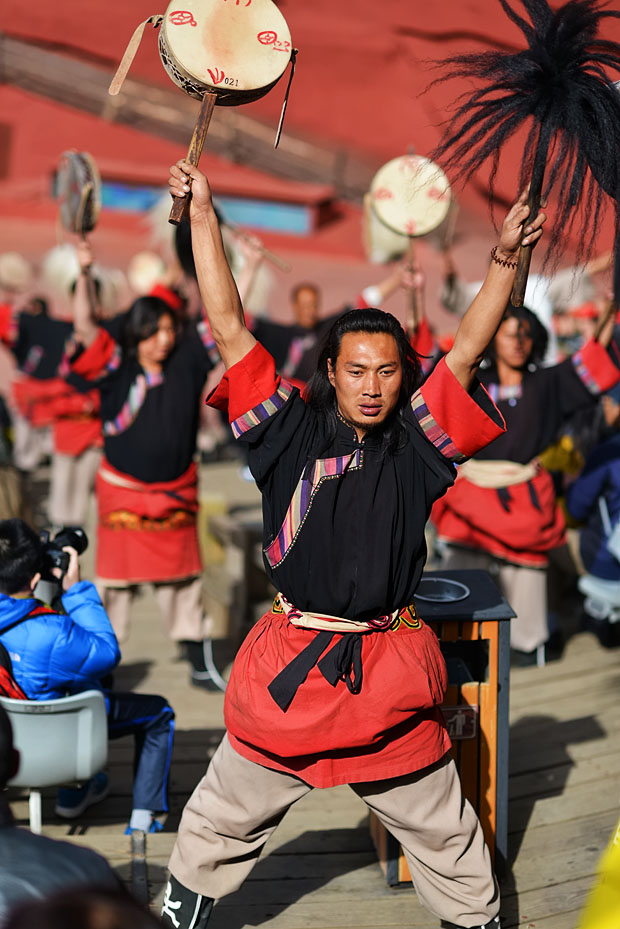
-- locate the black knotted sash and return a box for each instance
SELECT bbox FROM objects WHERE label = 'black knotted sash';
[268,630,364,712]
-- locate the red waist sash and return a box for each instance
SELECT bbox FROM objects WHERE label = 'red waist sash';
[225,600,450,788]
[432,466,566,566]
[95,459,201,583]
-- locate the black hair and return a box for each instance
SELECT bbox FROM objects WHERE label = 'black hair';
[305,308,422,456]
[0,518,44,595]
[430,0,620,305]
[27,297,49,316]
[120,296,176,359]
[0,703,15,789]
[69,277,102,302]
[4,887,163,929]
[485,303,549,369]
[290,282,319,303]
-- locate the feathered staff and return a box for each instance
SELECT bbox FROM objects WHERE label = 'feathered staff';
[431,0,620,307]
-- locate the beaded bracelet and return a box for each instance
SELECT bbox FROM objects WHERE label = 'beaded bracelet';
[490,245,518,270]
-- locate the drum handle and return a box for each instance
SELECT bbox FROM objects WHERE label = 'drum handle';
[274,49,298,149]
[407,238,420,329]
[511,132,547,307]
[169,92,218,226]
[108,15,163,97]
[223,224,291,272]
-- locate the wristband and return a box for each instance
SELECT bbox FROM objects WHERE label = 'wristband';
[490,245,518,270]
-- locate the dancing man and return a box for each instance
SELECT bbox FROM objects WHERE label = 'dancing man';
[161,160,546,929]
[69,240,220,688]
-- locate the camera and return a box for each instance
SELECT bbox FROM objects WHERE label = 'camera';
[39,526,89,581]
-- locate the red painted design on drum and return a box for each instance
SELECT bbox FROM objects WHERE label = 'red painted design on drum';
[224,0,252,5]
[373,187,394,200]
[258,30,277,44]
[398,156,421,173]
[208,68,226,84]
[428,186,448,201]
[405,219,418,234]
[169,10,197,25]
[274,39,291,52]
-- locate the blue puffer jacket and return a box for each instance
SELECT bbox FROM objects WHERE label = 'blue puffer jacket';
[0,581,120,699]
[566,433,620,582]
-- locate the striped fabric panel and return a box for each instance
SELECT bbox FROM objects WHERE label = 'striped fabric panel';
[265,449,363,568]
[196,319,221,366]
[411,389,466,463]
[572,350,599,395]
[105,343,123,373]
[231,380,294,439]
[61,338,122,381]
[23,346,44,375]
[103,371,163,437]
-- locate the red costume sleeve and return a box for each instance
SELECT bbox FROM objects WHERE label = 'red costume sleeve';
[411,357,505,463]
[50,387,99,419]
[0,304,15,346]
[207,341,294,437]
[571,338,620,394]
[70,329,120,381]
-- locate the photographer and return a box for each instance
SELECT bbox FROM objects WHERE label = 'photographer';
[0,518,175,834]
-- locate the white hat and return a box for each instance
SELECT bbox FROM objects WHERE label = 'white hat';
[0,253,33,293]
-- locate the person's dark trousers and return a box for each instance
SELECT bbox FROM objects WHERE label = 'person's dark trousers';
[106,692,175,812]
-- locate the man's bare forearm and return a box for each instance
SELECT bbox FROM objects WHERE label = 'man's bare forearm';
[170,160,256,369]
[72,271,99,348]
[191,210,256,368]
[444,192,546,389]
[445,255,517,388]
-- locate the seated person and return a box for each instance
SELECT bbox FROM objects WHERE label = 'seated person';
[0,518,175,833]
[0,704,120,923]
[566,384,620,646]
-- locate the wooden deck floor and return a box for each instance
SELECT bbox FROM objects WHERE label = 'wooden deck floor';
[7,461,620,929]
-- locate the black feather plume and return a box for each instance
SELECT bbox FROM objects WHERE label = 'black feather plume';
[431,0,620,305]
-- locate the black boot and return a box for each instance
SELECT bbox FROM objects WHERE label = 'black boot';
[442,917,501,929]
[161,874,214,928]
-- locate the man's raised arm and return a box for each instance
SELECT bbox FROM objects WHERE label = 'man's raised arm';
[72,239,100,348]
[444,190,546,390]
[169,160,256,369]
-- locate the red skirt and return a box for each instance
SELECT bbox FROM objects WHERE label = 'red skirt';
[225,608,451,788]
[96,459,202,584]
[432,467,566,567]
[12,376,67,427]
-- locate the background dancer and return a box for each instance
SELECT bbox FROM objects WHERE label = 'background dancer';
[432,302,620,664]
[69,239,221,690]
[159,160,546,929]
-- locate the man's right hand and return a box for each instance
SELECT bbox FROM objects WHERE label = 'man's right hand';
[52,547,80,591]
[76,239,94,273]
[169,161,214,223]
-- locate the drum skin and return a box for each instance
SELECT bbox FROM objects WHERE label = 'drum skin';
[159,0,292,104]
[57,151,101,236]
[369,155,452,238]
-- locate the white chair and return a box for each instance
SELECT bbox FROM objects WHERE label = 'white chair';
[0,690,108,834]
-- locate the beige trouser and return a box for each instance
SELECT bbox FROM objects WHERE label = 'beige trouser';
[12,413,52,471]
[48,447,102,527]
[100,575,207,643]
[169,735,499,928]
[441,545,547,652]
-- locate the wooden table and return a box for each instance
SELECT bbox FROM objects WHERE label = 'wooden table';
[370,569,514,884]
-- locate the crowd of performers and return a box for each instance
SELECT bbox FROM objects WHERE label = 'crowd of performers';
[1,162,620,926]
[1,190,619,675]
